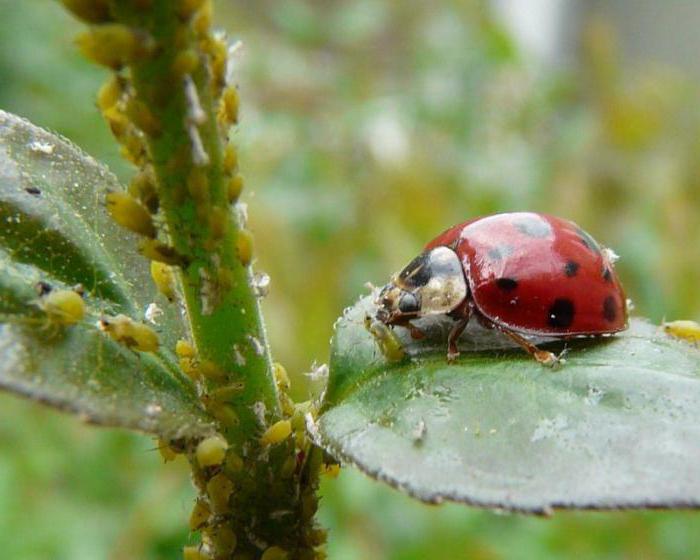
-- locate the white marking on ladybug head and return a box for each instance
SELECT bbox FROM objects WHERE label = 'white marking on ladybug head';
[376,246,467,323]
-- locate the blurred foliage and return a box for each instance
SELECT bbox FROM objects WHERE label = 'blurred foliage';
[0,0,699,558]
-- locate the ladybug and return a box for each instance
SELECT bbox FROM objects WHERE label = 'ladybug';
[375,212,628,365]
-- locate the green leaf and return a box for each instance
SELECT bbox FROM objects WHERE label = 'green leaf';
[0,110,214,439]
[318,295,700,513]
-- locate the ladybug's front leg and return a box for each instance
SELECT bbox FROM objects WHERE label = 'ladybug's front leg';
[446,300,471,362]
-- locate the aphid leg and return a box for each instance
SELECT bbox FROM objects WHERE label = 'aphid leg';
[446,300,471,362]
[495,325,559,367]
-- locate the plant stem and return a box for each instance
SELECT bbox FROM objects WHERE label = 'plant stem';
[108,1,279,444]
[65,1,326,556]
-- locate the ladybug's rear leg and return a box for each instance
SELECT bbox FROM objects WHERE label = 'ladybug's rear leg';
[498,328,559,366]
[475,314,559,366]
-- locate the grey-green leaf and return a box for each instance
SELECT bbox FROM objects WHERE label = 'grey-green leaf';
[0,110,214,440]
[318,295,700,513]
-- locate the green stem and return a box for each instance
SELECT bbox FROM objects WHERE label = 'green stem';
[110,1,279,444]
[65,1,325,556]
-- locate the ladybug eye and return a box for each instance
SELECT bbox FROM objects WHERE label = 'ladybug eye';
[398,292,420,313]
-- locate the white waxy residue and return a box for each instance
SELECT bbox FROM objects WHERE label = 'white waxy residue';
[233,344,246,366]
[145,302,163,324]
[187,122,210,167]
[183,75,206,125]
[252,401,266,427]
[530,414,568,442]
[246,334,264,356]
[29,141,55,155]
[603,247,620,264]
[226,40,244,85]
[305,361,329,381]
[252,272,270,298]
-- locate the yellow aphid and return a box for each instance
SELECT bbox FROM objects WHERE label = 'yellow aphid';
[196,434,228,467]
[200,359,226,381]
[280,393,295,417]
[209,382,245,402]
[139,239,188,267]
[182,545,210,560]
[663,320,700,344]
[321,463,341,478]
[119,128,148,166]
[208,207,228,241]
[150,261,176,301]
[206,472,234,513]
[273,362,290,391]
[187,167,209,204]
[99,314,159,352]
[129,170,159,213]
[126,97,161,137]
[157,439,178,462]
[192,0,213,35]
[261,546,289,560]
[102,106,130,138]
[208,402,239,427]
[172,48,199,77]
[216,267,234,293]
[207,38,227,93]
[226,175,244,203]
[224,452,244,474]
[175,339,196,358]
[97,75,123,112]
[106,191,156,238]
[61,0,110,23]
[210,526,237,556]
[260,420,292,446]
[188,499,210,531]
[236,229,254,267]
[76,24,153,69]
[223,144,238,174]
[218,87,240,126]
[40,289,86,326]
[179,357,200,380]
[365,316,405,362]
[177,0,207,20]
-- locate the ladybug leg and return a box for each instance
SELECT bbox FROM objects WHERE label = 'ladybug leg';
[446,300,471,362]
[495,326,559,367]
[408,322,426,340]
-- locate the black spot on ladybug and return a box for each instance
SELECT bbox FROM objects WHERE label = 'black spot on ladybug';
[514,217,553,239]
[496,278,518,291]
[577,228,600,254]
[548,298,575,329]
[602,267,612,283]
[603,295,617,322]
[564,260,580,277]
[487,245,514,260]
[24,186,41,196]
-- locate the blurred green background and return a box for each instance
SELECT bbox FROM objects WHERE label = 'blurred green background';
[1,0,700,558]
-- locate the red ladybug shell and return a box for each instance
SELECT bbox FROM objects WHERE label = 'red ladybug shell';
[425,212,628,336]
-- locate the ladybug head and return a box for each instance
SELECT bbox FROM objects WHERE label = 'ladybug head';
[375,246,468,325]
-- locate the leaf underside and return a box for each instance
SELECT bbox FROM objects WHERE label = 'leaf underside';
[318,295,700,514]
[0,110,214,440]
